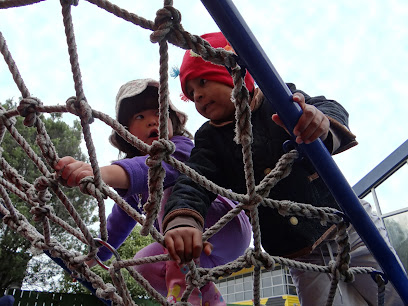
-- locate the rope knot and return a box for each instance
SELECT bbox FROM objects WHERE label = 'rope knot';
[78,176,107,200]
[243,248,261,268]
[95,284,117,300]
[146,139,175,168]
[343,269,355,283]
[242,194,263,210]
[65,96,94,124]
[257,251,276,270]
[34,176,51,192]
[328,260,355,283]
[30,204,53,222]
[17,97,42,127]
[31,177,53,204]
[2,213,19,226]
[0,109,16,127]
[151,6,183,44]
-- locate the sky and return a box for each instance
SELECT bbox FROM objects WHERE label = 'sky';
[1,0,408,216]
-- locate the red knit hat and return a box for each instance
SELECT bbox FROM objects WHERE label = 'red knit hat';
[179,32,255,100]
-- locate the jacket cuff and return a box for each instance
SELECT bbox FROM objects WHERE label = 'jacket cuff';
[163,208,204,233]
[327,116,358,155]
[164,216,203,234]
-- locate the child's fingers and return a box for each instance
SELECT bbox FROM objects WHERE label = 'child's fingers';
[192,231,204,259]
[58,161,93,187]
[181,232,193,263]
[164,235,182,265]
[203,242,213,256]
[180,229,204,263]
[308,116,329,143]
[271,114,291,135]
[295,111,319,144]
[86,259,97,268]
[300,111,330,143]
[292,92,306,109]
[173,234,188,264]
[271,114,283,127]
[272,93,308,138]
[67,168,86,187]
[61,162,84,186]
[55,156,76,171]
[292,92,309,137]
[164,227,204,264]
[293,105,316,139]
[60,161,81,179]
[292,92,330,144]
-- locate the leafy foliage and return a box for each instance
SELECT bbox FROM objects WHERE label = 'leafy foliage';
[384,217,408,272]
[0,99,98,290]
[90,225,156,298]
[0,99,161,303]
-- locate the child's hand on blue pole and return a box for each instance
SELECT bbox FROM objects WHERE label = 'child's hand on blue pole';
[272,92,329,144]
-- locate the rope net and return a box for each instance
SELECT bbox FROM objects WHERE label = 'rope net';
[0,0,387,305]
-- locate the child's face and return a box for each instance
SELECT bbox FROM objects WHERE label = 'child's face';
[128,108,174,145]
[185,78,235,123]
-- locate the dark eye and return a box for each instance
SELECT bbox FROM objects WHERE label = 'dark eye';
[200,79,206,85]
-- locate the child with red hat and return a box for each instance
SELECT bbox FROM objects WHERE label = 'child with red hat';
[163,32,403,305]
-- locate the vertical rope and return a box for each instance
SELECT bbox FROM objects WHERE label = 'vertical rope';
[140,3,177,236]
[0,31,30,98]
[326,222,352,306]
[60,0,107,241]
[375,274,386,306]
[230,65,264,306]
[253,266,261,306]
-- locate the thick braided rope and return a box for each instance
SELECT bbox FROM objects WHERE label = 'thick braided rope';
[0,0,45,9]
[375,273,386,305]
[0,32,30,97]
[60,0,109,242]
[139,7,180,236]
[0,172,89,244]
[0,101,98,247]
[231,69,263,304]
[0,0,387,305]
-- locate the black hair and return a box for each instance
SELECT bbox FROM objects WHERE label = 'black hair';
[111,86,192,159]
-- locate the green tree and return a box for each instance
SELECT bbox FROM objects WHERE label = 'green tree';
[384,217,408,272]
[0,99,98,290]
[0,99,161,303]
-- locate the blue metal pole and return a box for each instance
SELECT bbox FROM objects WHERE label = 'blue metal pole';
[200,0,408,303]
[43,250,111,306]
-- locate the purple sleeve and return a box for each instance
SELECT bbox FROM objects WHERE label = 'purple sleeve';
[113,135,193,198]
[97,136,193,261]
[97,198,138,261]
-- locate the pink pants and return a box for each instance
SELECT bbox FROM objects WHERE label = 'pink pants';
[133,195,251,305]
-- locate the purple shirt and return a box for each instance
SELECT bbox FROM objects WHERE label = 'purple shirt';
[98,135,193,261]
